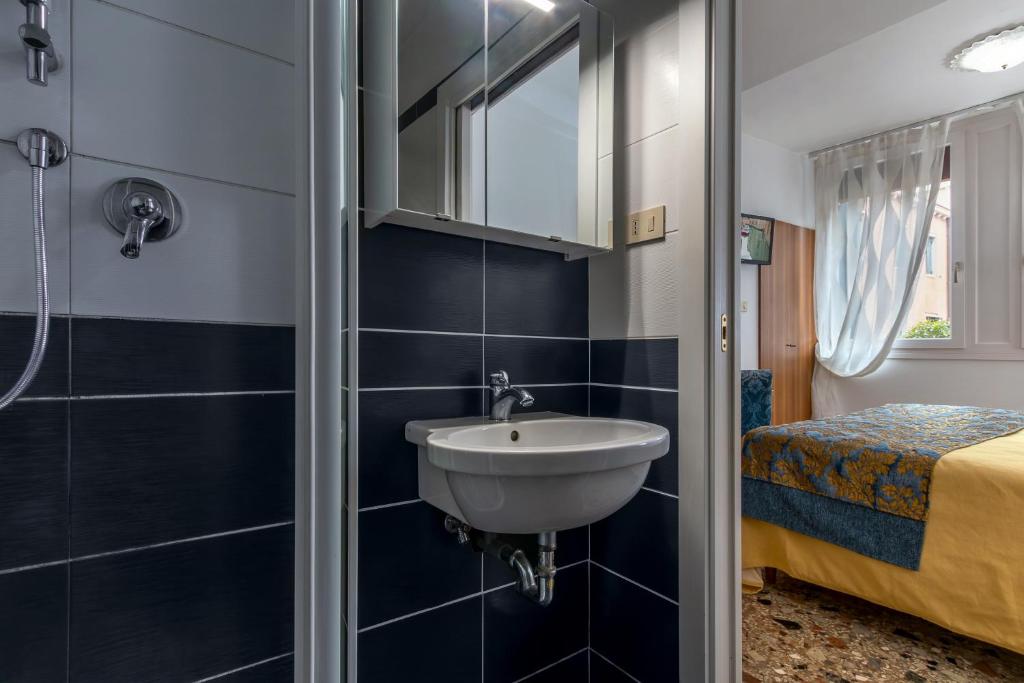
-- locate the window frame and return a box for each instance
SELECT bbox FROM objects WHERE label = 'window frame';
[889,107,1024,360]
[891,143,964,352]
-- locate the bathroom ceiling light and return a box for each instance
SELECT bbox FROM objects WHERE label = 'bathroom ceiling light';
[521,0,555,12]
[949,25,1024,73]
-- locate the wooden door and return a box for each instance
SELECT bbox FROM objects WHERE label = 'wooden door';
[758,221,816,424]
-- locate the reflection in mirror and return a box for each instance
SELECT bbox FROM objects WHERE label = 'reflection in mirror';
[396,0,486,219]
[366,0,614,256]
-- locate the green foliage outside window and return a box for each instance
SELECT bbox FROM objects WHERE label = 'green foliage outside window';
[903,318,951,339]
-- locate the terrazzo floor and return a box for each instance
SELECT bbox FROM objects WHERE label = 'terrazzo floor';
[742,573,1024,682]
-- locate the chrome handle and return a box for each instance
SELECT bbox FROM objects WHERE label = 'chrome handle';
[103,178,182,260]
[953,261,963,284]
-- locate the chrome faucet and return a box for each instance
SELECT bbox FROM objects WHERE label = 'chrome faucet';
[489,370,535,421]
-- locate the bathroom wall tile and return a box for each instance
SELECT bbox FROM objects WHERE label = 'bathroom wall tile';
[484,525,588,590]
[590,652,634,683]
[71,394,294,555]
[590,385,678,494]
[361,223,483,333]
[485,242,588,338]
[591,338,678,389]
[591,489,679,601]
[215,655,293,682]
[358,598,481,683]
[71,318,295,395]
[359,388,483,508]
[70,525,293,682]
[0,401,68,570]
[484,563,588,683]
[0,564,68,683]
[588,230,681,340]
[358,502,481,627]
[0,143,71,314]
[484,337,588,385]
[625,126,682,234]
[525,650,588,683]
[73,0,293,193]
[620,13,679,146]
[98,0,294,63]
[591,566,678,682]
[511,383,589,417]
[359,331,482,389]
[0,315,69,398]
[69,156,295,325]
[0,1,70,144]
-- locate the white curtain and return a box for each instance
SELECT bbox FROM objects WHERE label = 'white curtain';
[812,120,950,417]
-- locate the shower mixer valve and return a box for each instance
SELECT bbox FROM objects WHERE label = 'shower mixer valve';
[102,178,183,260]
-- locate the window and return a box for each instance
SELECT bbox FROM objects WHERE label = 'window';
[899,172,952,342]
[891,107,1023,359]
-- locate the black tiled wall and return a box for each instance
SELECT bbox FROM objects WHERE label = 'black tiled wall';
[0,314,295,682]
[356,224,590,683]
[589,338,680,681]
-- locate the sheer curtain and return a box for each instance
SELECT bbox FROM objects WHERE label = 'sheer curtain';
[812,120,950,417]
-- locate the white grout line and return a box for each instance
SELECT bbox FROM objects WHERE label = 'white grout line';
[72,390,295,401]
[511,647,588,683]
[356,591,486,635]
[358,559,590,635]
[192,652,293,682]
[0,558,69,577]
[358,382,587,393]
[641,486,679,500]
[358,328,588,342]
[0,522,294,576]
[71,151,296,199]
[358,385,484,392]
[357,499,420,513]
[73,521,294,564]
[590,335,679,341]
[93,0,296,67]
[590,649,642,683]
[590,561,679,606]
[590,382,678,393]
[14,389,296,403]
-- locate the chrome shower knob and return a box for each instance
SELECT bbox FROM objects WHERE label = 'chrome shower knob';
[103,178,182,260]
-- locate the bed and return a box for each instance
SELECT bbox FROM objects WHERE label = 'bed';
[739,376,1024,655]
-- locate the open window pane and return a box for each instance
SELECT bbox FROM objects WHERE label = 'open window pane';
[900,177,952,339]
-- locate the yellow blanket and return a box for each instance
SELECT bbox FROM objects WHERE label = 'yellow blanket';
[743,430,1024,655]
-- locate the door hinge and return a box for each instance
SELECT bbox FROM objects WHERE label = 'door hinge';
[721,314,728,352]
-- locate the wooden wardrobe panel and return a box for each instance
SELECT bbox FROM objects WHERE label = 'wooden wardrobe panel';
[758,221,816,425]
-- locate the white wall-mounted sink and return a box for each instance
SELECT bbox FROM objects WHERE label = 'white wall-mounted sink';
[406,412,669,534]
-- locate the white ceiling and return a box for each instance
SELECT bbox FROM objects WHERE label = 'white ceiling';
[742,0,1024,152]
[741,0,945,89]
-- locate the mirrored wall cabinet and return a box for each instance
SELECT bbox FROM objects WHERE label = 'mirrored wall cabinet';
[364,0,614,259]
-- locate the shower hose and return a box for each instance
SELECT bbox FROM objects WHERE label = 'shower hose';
[0,166,50,410]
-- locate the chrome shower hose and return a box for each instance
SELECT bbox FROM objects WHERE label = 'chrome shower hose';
[0,166,50,410]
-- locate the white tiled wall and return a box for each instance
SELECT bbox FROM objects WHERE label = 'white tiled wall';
[589,12,682,339]
[0,0,295,323]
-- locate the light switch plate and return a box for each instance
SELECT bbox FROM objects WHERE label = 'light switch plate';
[625,205,666,245]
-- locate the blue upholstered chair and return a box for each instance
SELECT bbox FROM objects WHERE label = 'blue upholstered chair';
[741,369,773,435]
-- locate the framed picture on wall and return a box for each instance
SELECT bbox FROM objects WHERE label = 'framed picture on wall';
[740,214,775,265]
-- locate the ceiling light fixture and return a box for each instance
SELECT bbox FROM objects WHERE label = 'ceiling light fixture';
[521,0,555,12]
[949,25,1024,73]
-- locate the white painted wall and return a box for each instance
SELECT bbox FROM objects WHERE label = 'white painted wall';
[824,361,1024,413]
[0,0,295,324]
[589,12,681,339]
[738,133,812,368]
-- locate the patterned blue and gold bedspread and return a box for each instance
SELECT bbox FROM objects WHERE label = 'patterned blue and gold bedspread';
[742,404,1024,568]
